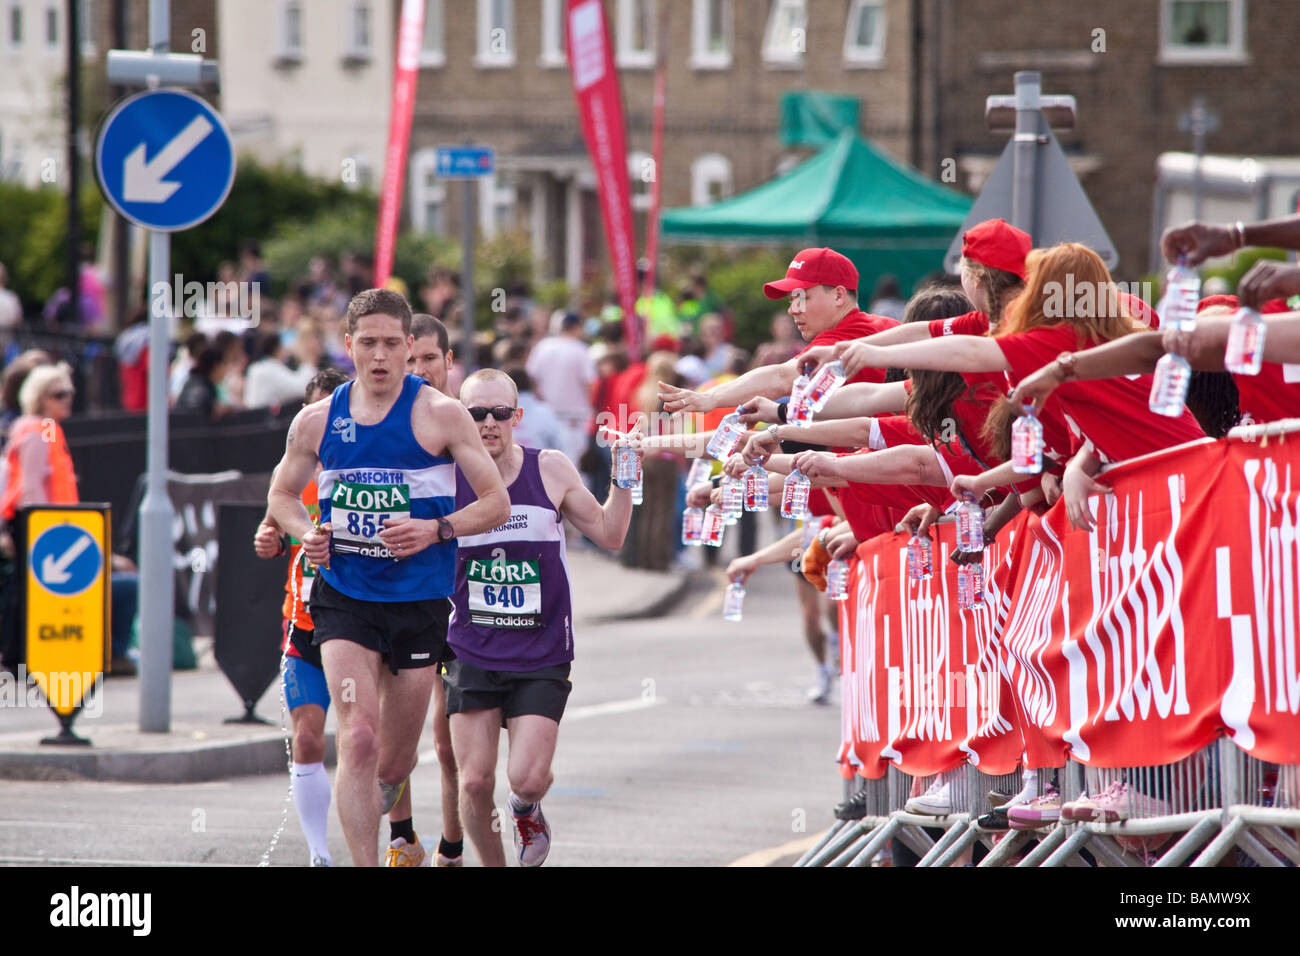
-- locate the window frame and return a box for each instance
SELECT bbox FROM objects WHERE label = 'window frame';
[1158,0,1249,65]
[691,153,733,207]
[842,0,886,68]
[690,0,731,70]
[420,0,445,68]
[762,0,806,69]
[275,0,304,64]
[616,0,656,70]
[475,0,516,69]
[343,0,374,64]
[409,148,448,235]
[78,0,95,58]
[539,0,566,67]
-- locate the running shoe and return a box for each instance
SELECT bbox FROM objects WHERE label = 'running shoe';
[310,853,331,867]
[807,664,832,705]
[513,804,552,867]
[1007,785,1060,830]
[379,778,407,815]
[435,852,463,868]
[904,780,951,816]
[986,789,1013,808]
[385,835,429,867]
[976,808,1010,831]
[1062,782,1120,822]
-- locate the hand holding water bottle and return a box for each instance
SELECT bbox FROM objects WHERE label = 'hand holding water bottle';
[833,338,886,381]
[726,554,759,585]
[1237,259,1300,309]
[735,397,782,427]
[791,450,839,481]
[723,452,750,480]
[742,428,783,466]
[899,502,940,539]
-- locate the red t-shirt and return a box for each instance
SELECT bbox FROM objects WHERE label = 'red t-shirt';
[929,310,990,340]
[802,310,899,386]
[825,484,903,541]
[1234,300,1300,424]
[995,324,1205,463]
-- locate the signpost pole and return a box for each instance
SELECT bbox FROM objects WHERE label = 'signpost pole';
[462,175,476,375]
[138,0,174,733]
[1010,71,1040,241]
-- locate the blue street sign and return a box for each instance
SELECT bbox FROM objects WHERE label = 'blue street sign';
[31,525,103,598]
[435,146,496,179]
[96,88,235,232]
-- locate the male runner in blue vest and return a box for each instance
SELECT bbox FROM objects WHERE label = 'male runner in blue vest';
[269,289,509,867]
[445,368,642,866]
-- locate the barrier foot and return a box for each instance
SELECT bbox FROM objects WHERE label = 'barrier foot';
[1040,825,1092,867]
[893,823,939,861]
[1235,827,1285,867]
[977,829,1033,867]
[795,820,850,867]
[845,818,902,868]
[1252,825,1300,866]
[1014,824,1070,867]
[806,818,871,868]
[1190,817,1246,868]
[931,821,981,868]
[1153,816,1221,868]
[1084,834,1141,868]
[917,820,974,867]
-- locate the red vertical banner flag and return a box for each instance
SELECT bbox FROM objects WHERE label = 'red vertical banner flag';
[641,11,668,298]
[373,0,425,288]
[567,0,640,357]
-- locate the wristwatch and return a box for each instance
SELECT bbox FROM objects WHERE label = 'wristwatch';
[1054,351,1077,381]
[435,516,456,543]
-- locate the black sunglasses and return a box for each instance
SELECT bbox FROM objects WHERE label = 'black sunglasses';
[467,405,515,422]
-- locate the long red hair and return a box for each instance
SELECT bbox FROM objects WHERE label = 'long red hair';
[995,243,1143,346]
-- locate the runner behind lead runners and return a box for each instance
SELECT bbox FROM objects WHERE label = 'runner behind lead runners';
[445,369,643,866]
[253,367,349,867]
[268,289,509,867]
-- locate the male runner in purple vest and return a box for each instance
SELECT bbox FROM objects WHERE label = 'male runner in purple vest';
[445,368,642,866]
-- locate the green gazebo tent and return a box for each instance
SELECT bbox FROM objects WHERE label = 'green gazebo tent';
[660,129,973,295]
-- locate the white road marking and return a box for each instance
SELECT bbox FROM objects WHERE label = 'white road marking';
[727,835,820,867]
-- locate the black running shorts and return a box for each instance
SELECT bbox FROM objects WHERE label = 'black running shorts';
[442,659,572,723]
[310,576,450,674]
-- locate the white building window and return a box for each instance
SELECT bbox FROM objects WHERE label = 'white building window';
[690,0,730,69]
[79,0,95,57]
[1159,0,1248,64]
[479,172,516,237]
[762,0,805,67]
[616,0,655,69]
[843,0,885,67]
[539,0,566,67]
[276,0,303,63]
[691,154,732,206]
[410,149,447,235]
[6,3,21,51]
[476,0,515,68]
[628,150,653,211]
[421,0,444,67]
[344,0,373,62]
[44,3,58,50]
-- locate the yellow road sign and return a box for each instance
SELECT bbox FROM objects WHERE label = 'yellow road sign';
[24,506,111,716]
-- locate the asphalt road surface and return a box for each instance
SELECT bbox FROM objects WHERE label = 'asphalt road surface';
[0,563,844,867]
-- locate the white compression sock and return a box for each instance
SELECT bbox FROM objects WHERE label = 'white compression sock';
[291,762,332,864]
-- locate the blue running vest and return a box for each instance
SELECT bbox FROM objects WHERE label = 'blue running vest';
[316,374,456,601]
[449,447,575,671]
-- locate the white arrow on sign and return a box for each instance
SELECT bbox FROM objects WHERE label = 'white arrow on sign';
[122,114,215,203]
[41,535,93,585]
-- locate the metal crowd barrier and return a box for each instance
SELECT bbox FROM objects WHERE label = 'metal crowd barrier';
[799,745,1300,867]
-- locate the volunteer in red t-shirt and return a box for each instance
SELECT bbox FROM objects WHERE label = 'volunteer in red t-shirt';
[658,248,898,417]
[828,243,1206,530]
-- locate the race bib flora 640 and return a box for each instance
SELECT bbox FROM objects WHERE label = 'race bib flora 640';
[467,557,542,628]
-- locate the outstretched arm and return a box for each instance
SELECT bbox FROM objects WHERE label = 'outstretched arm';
[659,356,800,415]
[549,440,640,551]
[726,526,806,584]
[835,335,1008,379]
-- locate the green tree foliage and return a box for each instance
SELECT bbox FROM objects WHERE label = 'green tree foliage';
[0,184,103,311]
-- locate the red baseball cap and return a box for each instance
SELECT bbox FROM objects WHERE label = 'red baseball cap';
[763,248,859,299]
[961,218,1032,279]
[1197,294,1238,313]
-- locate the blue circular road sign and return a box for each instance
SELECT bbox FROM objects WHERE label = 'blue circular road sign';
[95,88,235,232]
[31,525,103,598]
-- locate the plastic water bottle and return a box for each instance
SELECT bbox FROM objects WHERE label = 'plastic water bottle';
[956,493,984,552]
[907,534,932,581]
[1011,403,1043,474]
[957,561,985,609]
[721,473,744,518]
[789,372,814,428]
[780,468,811,519]
[800,518,819,552]
[706,409,746,461]
[1224,306,1266,375]
[723,580,746,621]
[826,558,849,601]
[1165,258,1201,333]
[1149,352,1192,416]
[612,443,639,488]
[804,360,847,413]
[631,477,643,506]
[702,504,726,547]
[681,506,704,546]
[744,464,769,512]
[686,456,713,489]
